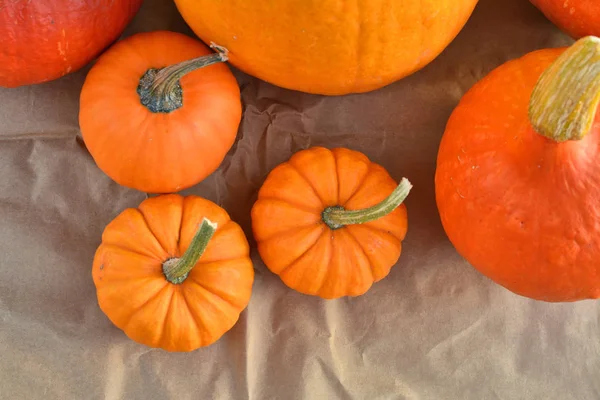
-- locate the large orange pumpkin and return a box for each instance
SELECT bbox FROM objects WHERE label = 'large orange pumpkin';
[531,0,600,39]
[0,0,143,88]
[93,194,254,352]
[435,36,600,302]
[173,0,479,95]
[79,30,241,193]
[251,147,412,299]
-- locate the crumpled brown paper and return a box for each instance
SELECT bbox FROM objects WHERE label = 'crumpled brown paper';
[2,0,599,399]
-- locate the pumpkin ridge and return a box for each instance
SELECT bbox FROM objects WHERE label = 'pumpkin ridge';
[332,148,370,205]
[96,273,165,288]
[182,281,240,344]
[192,257,254,274]
[186,276,241,311]
[255,221,324,244]
[99,243,165,265]
[136,202,172,256]
[287,162,327,207]
[100,208,168,260]
[138,195,185,258]
[157,286,176,348]
[315,234,336,297]
[332,146,342,207]
[276,228,327,278]
[361,221,406,243]
[341,163,375,208]
[118,282,171,340]
[186,258,253,308]
[343,227,376,283]
[96,279,168,331]
[178,287,205,346]
[358,223,403,245]
[255,197,323,213]
[176,197,186,254]
[278,229,333,295]
[125,280,171,313]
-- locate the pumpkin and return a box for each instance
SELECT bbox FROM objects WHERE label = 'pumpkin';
[531,0,599,39]
[0,0,143,88]
[79,30,241,193]
[173,0,479,95]
[93,194,254,351]
[435,36,600,302]
[251,147,412,299]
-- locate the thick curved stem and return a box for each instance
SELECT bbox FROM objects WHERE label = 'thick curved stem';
[529,36,600,142]
[137,42,229,113]
[322,178,412,230]
[162,218,217,284]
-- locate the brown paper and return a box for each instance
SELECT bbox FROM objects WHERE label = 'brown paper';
[2,0,599,399]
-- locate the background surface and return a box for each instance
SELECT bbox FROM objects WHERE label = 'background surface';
[1,0,598,399]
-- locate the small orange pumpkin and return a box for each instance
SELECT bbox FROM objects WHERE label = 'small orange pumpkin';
[251,147,412,299]
[93,194,254,351]
[435,36,600,302]
[79,30,241,193]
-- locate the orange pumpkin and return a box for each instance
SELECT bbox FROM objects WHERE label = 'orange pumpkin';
[79,30,241,193]
[93,194,254,351]
[251,147,412,299]
[435,36,600,302]
[173,0,479,95]
[531,0,600,39]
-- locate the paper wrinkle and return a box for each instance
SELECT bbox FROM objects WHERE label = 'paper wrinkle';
[423,314,486,366]
[2,0,600,399]
[314,357,354,400]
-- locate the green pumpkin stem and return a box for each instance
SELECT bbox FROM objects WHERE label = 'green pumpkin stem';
[529,36,600,142]
[162,218,218,284]
[137,43,229,113]
[322,178,412,230]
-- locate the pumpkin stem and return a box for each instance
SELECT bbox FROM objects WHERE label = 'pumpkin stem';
[322,178,412,230]
[529,36,600,142]
[137,42,229,113]
[162,218,218,284]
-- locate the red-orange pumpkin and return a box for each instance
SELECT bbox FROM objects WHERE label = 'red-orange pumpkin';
[435,36,600,302]
[531,0,600,39]
[79,31,241,193]
[0,0,143,87]
[251,147,412,299]
[93,194,254,351]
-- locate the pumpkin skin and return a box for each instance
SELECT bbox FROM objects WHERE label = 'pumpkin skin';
[251,147,410,299]
[531,0,600,39]
[93,194,254,352]
[79,30,242,193]
[435,45,600,302]
[0,0,143,88]
[173,0,479,95]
